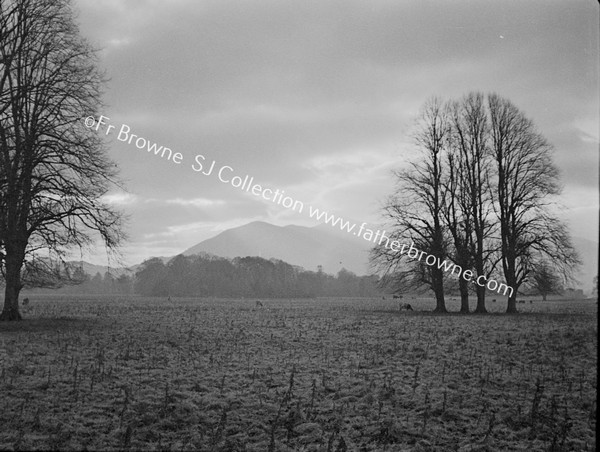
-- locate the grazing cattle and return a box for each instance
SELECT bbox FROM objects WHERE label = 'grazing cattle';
[518,299,525,304]
[492,299,497,303]
[255,300,263,307]
[529,300,533,304]
[397,302,413,311]
[392,294,403,299]
[22,297,29,306]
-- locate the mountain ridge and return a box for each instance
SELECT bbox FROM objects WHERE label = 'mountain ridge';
[183,221,371,275]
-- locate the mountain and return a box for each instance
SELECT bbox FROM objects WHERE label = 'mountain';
[183,221,373,275]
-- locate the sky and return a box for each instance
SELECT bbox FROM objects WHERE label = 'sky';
[73,0,599,268]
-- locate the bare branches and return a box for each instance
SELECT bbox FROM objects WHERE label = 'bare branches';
[372,97,450,312]
[372,92,579,314]
[0,0,124,319]
[488,94,579,312]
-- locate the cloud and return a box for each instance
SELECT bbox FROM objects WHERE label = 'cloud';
[102,193,138,206]
[165,198,226,208]
[73,0,599,263]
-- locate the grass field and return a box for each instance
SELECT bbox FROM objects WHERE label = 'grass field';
[0,295,596,451]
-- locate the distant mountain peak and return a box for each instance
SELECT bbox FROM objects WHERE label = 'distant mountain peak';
[183,221,371,275]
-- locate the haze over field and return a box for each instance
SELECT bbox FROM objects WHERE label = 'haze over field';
[72,1,598,287]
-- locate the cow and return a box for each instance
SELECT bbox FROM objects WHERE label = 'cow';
[397,302,413,311]
[22,297,29,306]
[255,300,263,307]
[392,294,403,299]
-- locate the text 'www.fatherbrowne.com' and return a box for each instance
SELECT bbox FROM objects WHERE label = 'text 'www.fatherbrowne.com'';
[307,207,514,297]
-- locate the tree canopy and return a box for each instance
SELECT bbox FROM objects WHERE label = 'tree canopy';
[372,92,580,313]
[0,0,125,320]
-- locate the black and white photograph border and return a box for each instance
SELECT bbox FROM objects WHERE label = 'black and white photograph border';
[0,0,597,450]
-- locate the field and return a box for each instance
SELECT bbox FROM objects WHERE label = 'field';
[0,295,596,451]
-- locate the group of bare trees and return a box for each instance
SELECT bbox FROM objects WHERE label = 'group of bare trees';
[134,255,381,299]
[0,0,124,320]
[372,93,580,313]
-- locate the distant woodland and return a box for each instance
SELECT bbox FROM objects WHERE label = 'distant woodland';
[25,254,382,298]
[19,252,592,300]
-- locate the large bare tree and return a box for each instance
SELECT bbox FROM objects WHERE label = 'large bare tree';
[487,94,579,313]
[441,130,474,313]
[446,93,497,313]
[372,98,449,313]
[0,0,124,320]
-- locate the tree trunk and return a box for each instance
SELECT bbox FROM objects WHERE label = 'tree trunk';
[459,279,470,313]
[0,245,25,321]
[1,285,22,321]
[474,284,487,313]
[1,272,23,321]
[432,270,447,313]
[433,288,447,313]
[506,293,518,313]
[504,268,519,313]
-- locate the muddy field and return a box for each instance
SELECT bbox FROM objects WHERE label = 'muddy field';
[0,295,596,451]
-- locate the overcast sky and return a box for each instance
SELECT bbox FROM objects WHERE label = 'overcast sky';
[74,0,599,267]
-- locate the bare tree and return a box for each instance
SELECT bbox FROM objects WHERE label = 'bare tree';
[446,93,498,313]
[372,98,449,313]
[441,131,474,313]
[487,94,579,313]
[0,0,124,320]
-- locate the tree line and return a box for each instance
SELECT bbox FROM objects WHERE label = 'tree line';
[22,255,582,302]
[371,93,580,313]
[133,254,380,299]
[16,255,384,299]
[24,269,135,295]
